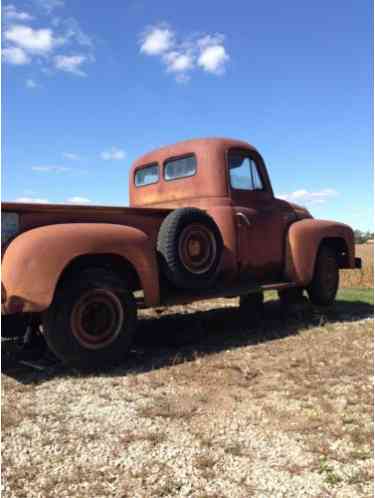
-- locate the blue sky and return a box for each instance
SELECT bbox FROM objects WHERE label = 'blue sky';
[2,0,373,231]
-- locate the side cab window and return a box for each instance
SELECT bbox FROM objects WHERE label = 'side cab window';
[228,152,264,191]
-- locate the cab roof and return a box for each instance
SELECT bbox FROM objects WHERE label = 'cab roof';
[131,137,257,170]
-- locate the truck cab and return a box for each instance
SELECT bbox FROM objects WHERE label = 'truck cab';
[129,138,350,287]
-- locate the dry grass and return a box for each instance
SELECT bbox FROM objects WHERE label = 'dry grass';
[2,291,373,498]
[120,430,166,447]
[137,396,198,419]
[341,244,373,288]
[257,322,373,461]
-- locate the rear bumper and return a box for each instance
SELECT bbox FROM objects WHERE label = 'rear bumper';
[355,257,362,269]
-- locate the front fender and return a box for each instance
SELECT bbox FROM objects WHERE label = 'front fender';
[2,223,160,313]
[285,219,355,286]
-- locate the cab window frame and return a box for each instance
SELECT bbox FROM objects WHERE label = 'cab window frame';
[227,148,266,193]
[163,153,197,182]
[134,162,160,188]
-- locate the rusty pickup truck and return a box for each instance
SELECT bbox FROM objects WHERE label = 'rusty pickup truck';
[1,138,361,369]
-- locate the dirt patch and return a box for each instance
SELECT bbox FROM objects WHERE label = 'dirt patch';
[2,297,373,498]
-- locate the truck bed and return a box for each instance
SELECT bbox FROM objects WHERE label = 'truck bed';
[2,202,172,245]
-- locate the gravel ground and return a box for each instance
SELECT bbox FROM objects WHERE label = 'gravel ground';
[2,297,373,498]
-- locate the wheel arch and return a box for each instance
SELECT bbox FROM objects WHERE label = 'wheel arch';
[285,219,355,286]
[319,237,351,268]
[56,253,142,293]
[2,223,160,314]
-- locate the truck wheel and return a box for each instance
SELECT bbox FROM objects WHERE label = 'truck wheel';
[1,313,30,338]
[157,208,223,290]
[42,268,137,370]
[279,288,309,320]
[239,292,264,321]
[307,246,339,306]
[278,288,304,307]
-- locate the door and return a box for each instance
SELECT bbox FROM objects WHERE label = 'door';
[228,149,291,282]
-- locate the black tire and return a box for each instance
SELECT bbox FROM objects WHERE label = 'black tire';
[239,292,264,320]
[157,207,223,290]
[308,246,339,306]
[42,268,137,370]
[278,288,309,320]
[1,313,29,338]
[278,288,304,308]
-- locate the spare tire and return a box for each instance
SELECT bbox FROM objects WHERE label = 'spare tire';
[157,208,223,290]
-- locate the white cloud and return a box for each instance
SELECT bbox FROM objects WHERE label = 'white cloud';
[197,35,229,74]
[32,165,71,172]
[53,54,87,75]
[14,195,92,204]
[66,196,91,204]
[3,5,94,78]
[197,34,224,49]
[15,197,49,203]
[4,4,34,21]
[26,78,38,88]
[5,24,58,54]
[100,147,126,161]
[139,25,230,81]
[163,51,194,73]
[2,46,30,65]
[59,17,93,48]
[140,26,174,55]
[63,152,80,160]
[277,189,339,205]
[198,45,229,74]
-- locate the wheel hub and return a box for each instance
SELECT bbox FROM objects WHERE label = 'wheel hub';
[178,223,217,275]
[71,289,124,350]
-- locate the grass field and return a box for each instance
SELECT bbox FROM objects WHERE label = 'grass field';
[337,287,374,304]
[340,244,373,288]
[2,287,373,498]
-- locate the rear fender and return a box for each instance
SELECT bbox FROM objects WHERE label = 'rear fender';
[285,219,355,286]
[2,223,160,313]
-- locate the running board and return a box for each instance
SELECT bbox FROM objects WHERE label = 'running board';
[137,280,297,308]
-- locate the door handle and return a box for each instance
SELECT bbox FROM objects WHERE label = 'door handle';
[236,212,251,227]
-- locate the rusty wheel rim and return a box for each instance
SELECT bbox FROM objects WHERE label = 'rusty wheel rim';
[178,223,217,275]
[71,289,124,350]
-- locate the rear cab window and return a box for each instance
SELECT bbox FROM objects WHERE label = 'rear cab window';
[135,163,159,187]
[164,154,197,181]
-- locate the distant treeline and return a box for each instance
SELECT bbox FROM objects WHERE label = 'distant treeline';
[354,230,374,244]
